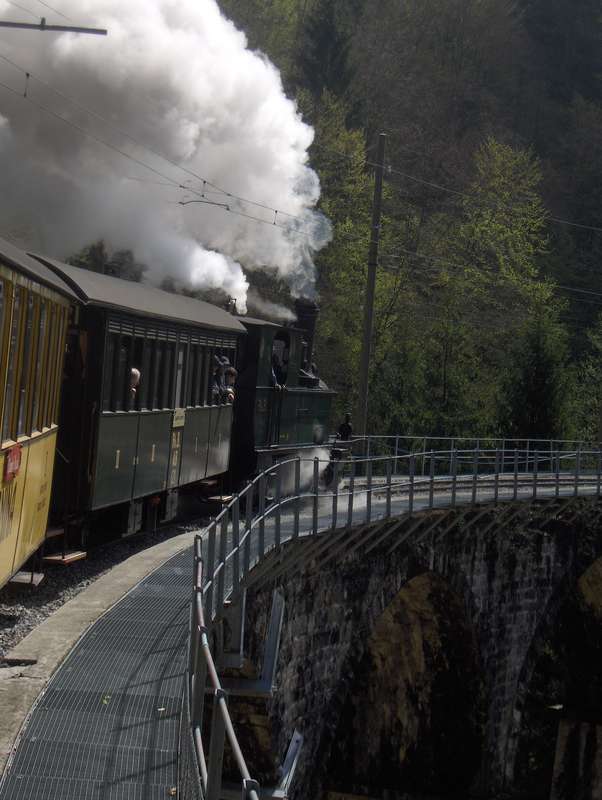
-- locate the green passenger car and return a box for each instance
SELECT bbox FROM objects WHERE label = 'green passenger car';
[34,256,245,537]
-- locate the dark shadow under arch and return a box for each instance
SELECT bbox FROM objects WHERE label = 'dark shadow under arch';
[322,571,485,798]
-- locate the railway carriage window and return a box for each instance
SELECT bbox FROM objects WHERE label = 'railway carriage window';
[187,345,197,407]
[190,346,204,407]
[102,333,116,412]
[50,309,67,425]
[41,303,56,427]
[2,288,22,443]
[162,342,175,408]
[139,340,152,410]
[206,346,214,405]
[272,332,290,385]
[129,338,144,410]
[151,341,164,409]
[30,300,47,431]
[112,338,128,412]
[16,293,35,437]
[175,343,186,408]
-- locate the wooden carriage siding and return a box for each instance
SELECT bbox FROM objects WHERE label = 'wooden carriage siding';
[0,238,76,589]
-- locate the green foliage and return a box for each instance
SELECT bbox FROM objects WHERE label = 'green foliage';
[501,316,572,439]
[68,240,147,282]
[216,1,602,440]
[297,0,353,99]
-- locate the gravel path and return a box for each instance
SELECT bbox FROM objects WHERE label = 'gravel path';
[0,519,206,660]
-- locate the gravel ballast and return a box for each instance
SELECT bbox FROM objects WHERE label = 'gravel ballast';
[0,520,206,660]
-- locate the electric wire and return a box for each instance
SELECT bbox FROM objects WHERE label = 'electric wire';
[380,246,602,309]
[33,0,72,21]
[0,73,342,243]
[4,0,38,19]
[372,160,602,234]
[0,50,303,222]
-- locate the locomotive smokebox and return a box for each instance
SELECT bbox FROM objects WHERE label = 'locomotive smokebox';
[294,298,319,369]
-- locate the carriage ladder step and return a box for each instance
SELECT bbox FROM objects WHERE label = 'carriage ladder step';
[45,526,65,540]
[43,550,87,565]
[9,571,45,586]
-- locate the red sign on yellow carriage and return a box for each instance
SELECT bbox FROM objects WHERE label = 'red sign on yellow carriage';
[3,444,22,483]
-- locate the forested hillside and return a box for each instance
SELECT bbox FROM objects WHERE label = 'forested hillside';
[218,0,602,440]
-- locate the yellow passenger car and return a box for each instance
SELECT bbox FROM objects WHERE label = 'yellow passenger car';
[0,238,75,588]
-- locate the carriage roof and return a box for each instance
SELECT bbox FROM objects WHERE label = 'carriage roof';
[32,254,246,334]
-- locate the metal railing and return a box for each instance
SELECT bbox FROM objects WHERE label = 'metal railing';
[186,443,602,796]
[188,537,261,800]
[342,435,601,470]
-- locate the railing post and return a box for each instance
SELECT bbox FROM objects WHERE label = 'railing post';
[494,449,500,503]
[274,461,282,549]
[205,522,216,623]
[574,447,581,497]
[347,458,355,528]
[366,458,372,523]
[386,457,392,518]
[451,449,457,507]
[555,450,560,498]
[422,437,427,475]
[189,538,202,681]
[501,439,506,474]
[533,450,538,499]
[313,457,320,535]
[232,498,240,597]
[471,449,479,505]
[217,515,227,614]
[597,449,602,499]
[332,460,339,529]
[293,457,301,538]
[191,597,208,729]
[206,690,227,800]
[258,472,266,558]
[408,454,415,515]
[513,450,519,500]
[429,449,435,508]
[244,482,253,576]
[394,435,399,475]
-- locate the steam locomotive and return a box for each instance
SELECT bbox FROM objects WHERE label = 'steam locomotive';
[0,236,334,587]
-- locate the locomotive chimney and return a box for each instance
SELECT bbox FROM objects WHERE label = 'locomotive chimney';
[294,298,319,368]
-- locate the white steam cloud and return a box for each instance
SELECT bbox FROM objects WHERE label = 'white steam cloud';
[0,0,331,311]
[246,289,296,322]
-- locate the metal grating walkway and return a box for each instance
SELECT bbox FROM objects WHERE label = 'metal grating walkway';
[0,546,193,800]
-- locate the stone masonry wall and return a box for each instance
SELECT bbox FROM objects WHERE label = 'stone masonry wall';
[243,499,602,799]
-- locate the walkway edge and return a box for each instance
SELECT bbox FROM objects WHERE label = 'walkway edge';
[0,527,202,776]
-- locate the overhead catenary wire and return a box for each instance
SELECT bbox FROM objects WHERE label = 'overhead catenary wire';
[33,0,72,21]
[380,246,602,308]
[0,73,338,243]
[4,0,38,19]
[0,50,303,222]
[372,160,602,234]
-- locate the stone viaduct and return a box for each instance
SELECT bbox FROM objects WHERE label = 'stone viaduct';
[235,498,602,799]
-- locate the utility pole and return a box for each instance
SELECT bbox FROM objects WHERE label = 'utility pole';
[357,132,386,438]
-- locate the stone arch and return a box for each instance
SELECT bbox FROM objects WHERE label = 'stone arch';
[511,555,602,799]
[320,571,485,798]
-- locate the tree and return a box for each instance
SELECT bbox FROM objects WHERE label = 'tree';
[501,316,571,439]
[68,240,147,282]
[298,0,353,98]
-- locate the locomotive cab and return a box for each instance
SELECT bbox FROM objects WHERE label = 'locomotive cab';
[231,300,335,482]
